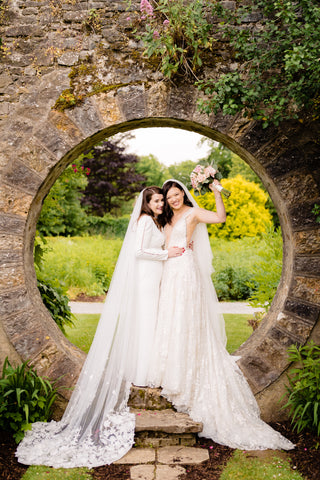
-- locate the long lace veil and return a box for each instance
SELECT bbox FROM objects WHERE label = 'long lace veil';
[163,179,227,347]
[17,191,146,468]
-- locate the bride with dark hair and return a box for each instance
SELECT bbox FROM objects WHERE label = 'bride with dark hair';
[148,179,294,451]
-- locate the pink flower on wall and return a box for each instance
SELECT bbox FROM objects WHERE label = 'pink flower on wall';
[140,0,154,17]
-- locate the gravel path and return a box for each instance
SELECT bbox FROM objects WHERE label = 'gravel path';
[69,301,264,315]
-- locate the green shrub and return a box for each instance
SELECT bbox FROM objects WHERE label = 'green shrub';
[248,226,283,310]
[282,341,320,436]
[193,175,272,239]
[312,203,320,223]
[39,236,122,299]
[213,266,258,301]
[34,236,75,333]
[0,358,58,443]
[37,162,88,237]
[37,279,75,334]
[86,214,129,237]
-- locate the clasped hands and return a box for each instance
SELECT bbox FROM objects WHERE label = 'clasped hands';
[168,241,194,258]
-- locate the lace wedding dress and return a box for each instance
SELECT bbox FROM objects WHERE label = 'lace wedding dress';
[148,207,294,451]
[16,195,168,468]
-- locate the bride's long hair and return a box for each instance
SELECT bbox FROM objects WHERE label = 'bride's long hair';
[163,180,193,224]
[139,186,166,228]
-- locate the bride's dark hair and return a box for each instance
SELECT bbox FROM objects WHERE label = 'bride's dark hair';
[163,181,193,224]
[139,186,166,228]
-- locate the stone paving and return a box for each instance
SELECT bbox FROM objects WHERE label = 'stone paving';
[115,446,210,480]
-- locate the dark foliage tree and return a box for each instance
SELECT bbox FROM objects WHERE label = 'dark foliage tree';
[81,141,146,216]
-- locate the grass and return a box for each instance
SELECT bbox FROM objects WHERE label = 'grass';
[224,313,253,353]
[65,313,254,354]
[64,314,100,353]
[22,466,92,480]
[220,450,304,480]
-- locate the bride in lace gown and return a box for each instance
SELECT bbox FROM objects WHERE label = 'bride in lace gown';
[148,179,294,451]
[16,186,184,468]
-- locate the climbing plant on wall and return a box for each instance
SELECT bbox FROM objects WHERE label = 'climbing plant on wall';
[138,0,320,127]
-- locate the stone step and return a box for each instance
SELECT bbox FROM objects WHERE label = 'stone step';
[132,408,203,448]
[133,409,203,433]
[128,386,173,410]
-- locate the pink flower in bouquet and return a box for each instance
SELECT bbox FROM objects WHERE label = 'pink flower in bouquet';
[191,176,198,189]
[190,163,231,198]
[198,173,207,183]
[204,166,217,177]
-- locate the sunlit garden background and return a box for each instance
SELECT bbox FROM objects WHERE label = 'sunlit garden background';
[34,130,283,355]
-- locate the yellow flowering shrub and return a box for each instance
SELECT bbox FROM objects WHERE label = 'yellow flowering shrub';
[192,175,272,239]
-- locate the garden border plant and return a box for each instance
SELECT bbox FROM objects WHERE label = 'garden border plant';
[0,358,59,443]
[282,341,320,437]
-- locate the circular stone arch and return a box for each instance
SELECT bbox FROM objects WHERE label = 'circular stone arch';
[0,92,319,421]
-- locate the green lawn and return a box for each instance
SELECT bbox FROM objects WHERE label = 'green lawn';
[65,313,254,354]
[224,313,253,353]
[65,314,100,353]
[220,450,304,480]
[22,466,92,480]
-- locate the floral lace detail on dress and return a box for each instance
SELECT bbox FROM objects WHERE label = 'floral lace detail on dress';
[16,411,135,468]
[148,213,294,451]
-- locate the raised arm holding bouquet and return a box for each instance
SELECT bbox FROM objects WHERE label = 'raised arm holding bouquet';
[190,164,231,198]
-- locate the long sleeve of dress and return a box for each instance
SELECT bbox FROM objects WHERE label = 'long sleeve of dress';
[135,216,168,261]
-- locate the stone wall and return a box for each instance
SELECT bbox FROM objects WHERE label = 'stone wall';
[0,0,319,420]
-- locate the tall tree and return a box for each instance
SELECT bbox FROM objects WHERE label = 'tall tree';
[167,160,198,188]
[135,154,169,187]
[81,141,146,216]
[37,162,89,236]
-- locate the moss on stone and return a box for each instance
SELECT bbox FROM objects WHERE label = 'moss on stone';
[53,88,81,111]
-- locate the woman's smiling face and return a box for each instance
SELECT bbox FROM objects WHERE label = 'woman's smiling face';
[148,193,164,217]
[166,187,185,211]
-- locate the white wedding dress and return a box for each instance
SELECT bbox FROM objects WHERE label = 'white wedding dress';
[148,208,294,451]
[133,215,167,386]
[16,198,168,468]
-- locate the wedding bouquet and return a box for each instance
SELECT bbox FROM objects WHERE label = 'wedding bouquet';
[190,164,231,198]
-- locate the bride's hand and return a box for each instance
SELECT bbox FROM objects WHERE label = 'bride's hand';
[168,246,185,258]
[209,179,222,193]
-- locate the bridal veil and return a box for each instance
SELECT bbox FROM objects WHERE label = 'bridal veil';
[16,191,147,468]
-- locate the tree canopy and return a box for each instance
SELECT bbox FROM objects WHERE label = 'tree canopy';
[81,140,145,216]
